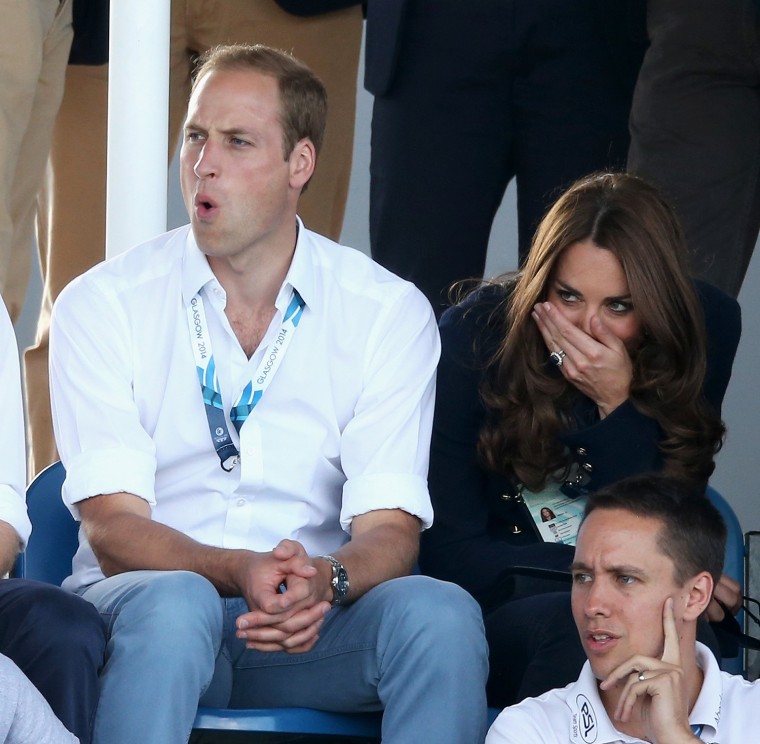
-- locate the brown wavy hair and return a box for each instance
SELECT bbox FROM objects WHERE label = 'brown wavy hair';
[479,173,724,490]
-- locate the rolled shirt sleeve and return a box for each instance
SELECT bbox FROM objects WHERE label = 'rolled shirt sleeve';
[340,283,439,531]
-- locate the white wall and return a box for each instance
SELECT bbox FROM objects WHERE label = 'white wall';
[18,31,760,533]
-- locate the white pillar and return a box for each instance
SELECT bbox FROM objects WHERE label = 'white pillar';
[106,0,171,258]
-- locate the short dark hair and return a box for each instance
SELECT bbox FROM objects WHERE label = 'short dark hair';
[583,474,726,586]
[193,43,328,162]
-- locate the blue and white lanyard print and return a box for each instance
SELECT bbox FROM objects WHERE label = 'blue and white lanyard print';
[187,287,305,471]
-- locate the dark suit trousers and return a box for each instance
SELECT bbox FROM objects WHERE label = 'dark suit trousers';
[0,579,106,744]
[369,0,641,315]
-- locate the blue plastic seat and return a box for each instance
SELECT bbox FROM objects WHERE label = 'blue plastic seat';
[18,461,383,739]
[706,485,746,676]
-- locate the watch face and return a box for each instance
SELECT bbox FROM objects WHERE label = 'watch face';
[321,555,349,605]
[336,566,349,598]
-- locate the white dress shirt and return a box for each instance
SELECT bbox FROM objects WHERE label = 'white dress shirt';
[486,643,760,743]
[0,299,30,548]
[51,221,439,592]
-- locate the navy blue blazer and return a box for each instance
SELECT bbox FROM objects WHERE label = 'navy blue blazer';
[419,280,741,612]
[364,0,647,97]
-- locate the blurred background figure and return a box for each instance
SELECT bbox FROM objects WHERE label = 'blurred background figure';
[628,0,760,299]
[0,0,72,323]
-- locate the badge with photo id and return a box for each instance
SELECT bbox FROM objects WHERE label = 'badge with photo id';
[518,479,588,546]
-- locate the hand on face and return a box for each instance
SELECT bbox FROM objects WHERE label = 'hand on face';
[599,598,695,744]
[532,301,634,417]
[234,539,331,654]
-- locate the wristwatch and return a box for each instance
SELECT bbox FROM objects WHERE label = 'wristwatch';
[318,555,349,606]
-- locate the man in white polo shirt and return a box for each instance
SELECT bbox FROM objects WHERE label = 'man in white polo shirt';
[487,474,759,744]
[49,43,488,744]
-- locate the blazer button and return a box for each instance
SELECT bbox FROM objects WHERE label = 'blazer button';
[501,493,514,501]
[581,462,593,473]
[576,447,588,456]
[511,525,522,534]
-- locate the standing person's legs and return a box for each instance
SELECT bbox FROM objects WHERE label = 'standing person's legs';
[0,0,72,322]
[369,0,514,316]
[513,0,641,264]
[26,62,109,476]
[171,0,362,241]
[628,0,760,298]
[216,576,490,744]
[0,579,106,743]
[80,570,224,744]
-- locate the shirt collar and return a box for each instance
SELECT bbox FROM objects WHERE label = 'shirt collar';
[180,217,316,311]
[278,216,315,312]
[181,228,217,307]
[688,642,723,737]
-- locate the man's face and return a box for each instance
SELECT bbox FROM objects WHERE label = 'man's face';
[571,508,688,681]
[180,68,302,260]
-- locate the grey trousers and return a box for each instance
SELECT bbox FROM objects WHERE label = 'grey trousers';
[628,0,760,298]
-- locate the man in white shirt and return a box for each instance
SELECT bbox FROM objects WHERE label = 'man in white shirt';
[49,44,489,744]
[0,298,105,743]
[487,473,759,744]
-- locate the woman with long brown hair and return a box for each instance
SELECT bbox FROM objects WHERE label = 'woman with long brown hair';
[420,173,742,706]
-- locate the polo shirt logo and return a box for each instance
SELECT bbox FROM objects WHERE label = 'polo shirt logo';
[576,694,597,743]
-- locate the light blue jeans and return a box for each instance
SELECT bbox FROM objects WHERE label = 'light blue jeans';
[80,571,489,744]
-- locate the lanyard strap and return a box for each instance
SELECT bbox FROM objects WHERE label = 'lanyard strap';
[187,288,305,470]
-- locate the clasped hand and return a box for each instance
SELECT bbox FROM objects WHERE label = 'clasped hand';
[532,302,633,418]
[234,539,332,654]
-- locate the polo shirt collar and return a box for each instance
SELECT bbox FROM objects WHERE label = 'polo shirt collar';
[688,642,722,738]
[180,217,315,311]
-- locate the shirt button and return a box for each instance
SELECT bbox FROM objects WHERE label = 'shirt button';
[236,498,246,507]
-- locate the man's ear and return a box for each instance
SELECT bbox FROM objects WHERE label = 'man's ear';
[288,138,316,191]
[682,571,714,621]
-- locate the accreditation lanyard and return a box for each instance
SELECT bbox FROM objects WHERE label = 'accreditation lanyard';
[187,287,305,471]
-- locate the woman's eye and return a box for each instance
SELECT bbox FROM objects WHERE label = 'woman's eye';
[557,290,578,303]
[608,300,633,314]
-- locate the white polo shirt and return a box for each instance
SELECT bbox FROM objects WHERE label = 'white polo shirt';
[0,299,30,547]
[486,643,760,744]
[50,221,439,592]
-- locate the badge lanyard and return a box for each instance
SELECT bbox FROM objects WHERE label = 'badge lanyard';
[187,287,305,470]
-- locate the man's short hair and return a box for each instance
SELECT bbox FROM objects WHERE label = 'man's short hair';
[584,474,726,586]
[193,43,328,161]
